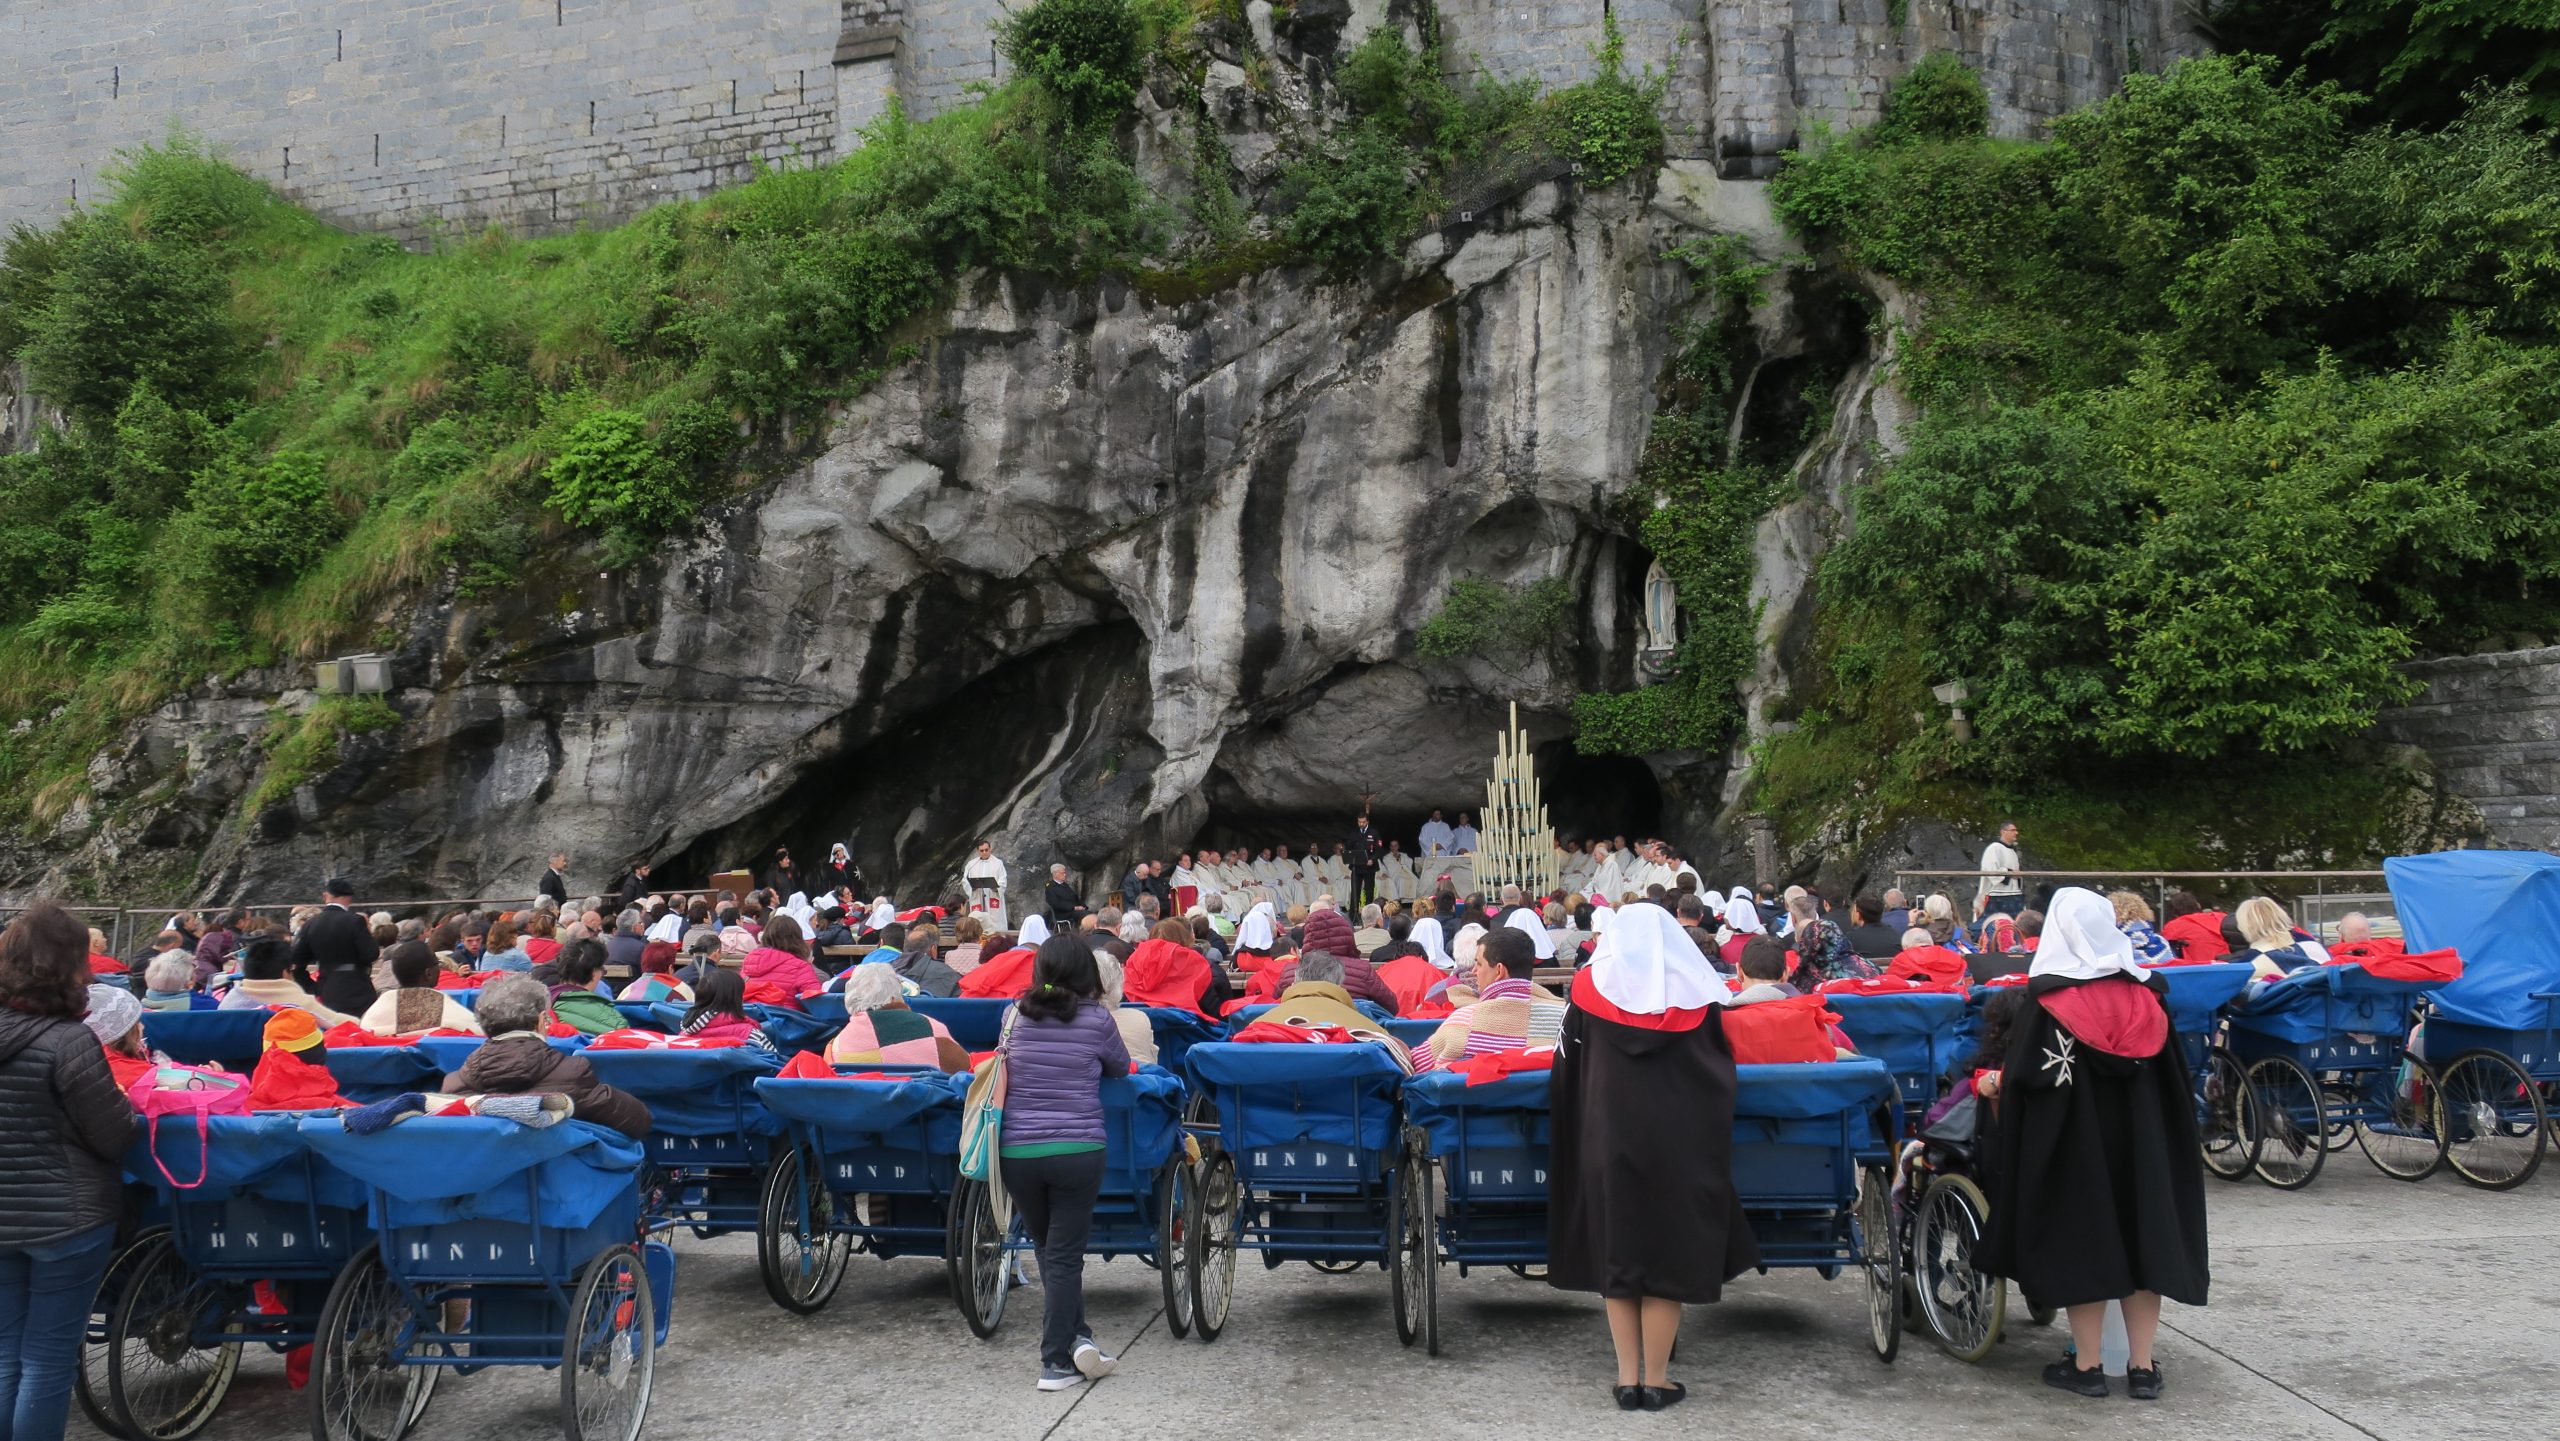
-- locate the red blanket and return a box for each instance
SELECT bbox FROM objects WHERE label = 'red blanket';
[1448,1048,1553,1085]
[249,1051,350,1111]
[958,947,1036,999]
[1720,994,1843,1064]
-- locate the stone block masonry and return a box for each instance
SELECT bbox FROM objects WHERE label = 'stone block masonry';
[0,0,2205,240]
[2373,647,2560,853]
[1,0,853,243]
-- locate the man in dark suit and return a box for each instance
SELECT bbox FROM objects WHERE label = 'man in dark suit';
[1347,816,1383,909]
[1044,863,1087,927]
[539,853,570,907]
[291,877,381,1016]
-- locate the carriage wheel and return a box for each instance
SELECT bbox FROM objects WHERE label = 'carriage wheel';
[1856,1163,1900,1364]
[755,1148,850,1315]
[2244,1056,2327,1190]
[1185,1153,1239,1342]
[1305,1258,1365,1275]
[946,1177,1012,1339]
[309,1251,435,1441]
[79,1228,170,1439]
[105,1235,240,1441]
[1389,1142,1430,1349]
[2435,1050,2549,1191]
[1406,1152,1439,1357]
[1912,1175,2004,1363]
[560,1247,655,1441]
[2354,1059,2446,1182]
[2197,1046,2260,1181]
[1154,1162,1194,1340]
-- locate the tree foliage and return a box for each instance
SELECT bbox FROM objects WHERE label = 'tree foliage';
[1762,57,2560,842]
[2207,0,2560,128]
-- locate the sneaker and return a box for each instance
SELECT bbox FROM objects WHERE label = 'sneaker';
[1073,1339,1117,1379]
[2042,1356,2108,1398]
[2125,1364,2163,1401]
[1037,1368,1085,1393]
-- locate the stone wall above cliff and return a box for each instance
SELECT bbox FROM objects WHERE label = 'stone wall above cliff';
[2373,647,2560,854]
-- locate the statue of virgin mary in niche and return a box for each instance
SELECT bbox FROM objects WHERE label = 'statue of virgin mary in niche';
[1639,560,1678,674]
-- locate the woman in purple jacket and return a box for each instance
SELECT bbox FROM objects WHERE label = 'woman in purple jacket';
[1000,934,1130,1391]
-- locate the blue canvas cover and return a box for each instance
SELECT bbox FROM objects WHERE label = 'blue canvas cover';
[127,1112,367,1209]
[612,1001,668,1031]
[1827,992,1971,1086]
[141,1009,270,1071]
[745,1004,837,1055]
[800,993,849,1026]
[299,1116,643,1229]
[2227,963,2434,1045]
[326,1047,445,1102]
[1224,1000,1399,1030]
[2151,963,2254,1036]
[754,1072,970,1149]
[1732,1059,1899,1121]
[1139,1008,1222,1071]
[909,997,1013,1049]
[447,989,480,1012]
[1183,1042,1406,1152]
[1404,1070,1552,1154]
[1099,1068,1187,1175]
[2386,849,2560,1030]
[582,1047,784,1136]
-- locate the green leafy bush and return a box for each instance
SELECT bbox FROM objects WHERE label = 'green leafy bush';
[18,226,248,424]
[1415,576,1575,660]
[1001,0,1147,128]
[543,410,689,535]
[1280,129,1419,273]
[1872,53,1990,146]
[1550,18,1667,186]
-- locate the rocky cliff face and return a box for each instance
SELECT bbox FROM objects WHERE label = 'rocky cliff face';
[38,170,1874,905]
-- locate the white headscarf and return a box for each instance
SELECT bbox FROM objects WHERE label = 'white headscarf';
[1590,906,1614,937]
[1503,906,1556,961]
[1723,887,1766,937]
[781,891,817,928]
[866,897,895,931]
[829,842,851,867]
[1588,902,1733,1015]
[1016,914,1053,949]
[1412,917,1452,969]
[2031,887,2147,984]
[1450,922,1487,970]
[1237,902,1278,952]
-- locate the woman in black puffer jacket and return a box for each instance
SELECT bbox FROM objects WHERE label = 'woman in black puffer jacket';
[0,900,139,1441]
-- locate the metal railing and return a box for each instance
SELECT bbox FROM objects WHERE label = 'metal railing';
[13,895,556,961]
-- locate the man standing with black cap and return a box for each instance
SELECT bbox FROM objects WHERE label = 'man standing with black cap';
[291,877,380,1016]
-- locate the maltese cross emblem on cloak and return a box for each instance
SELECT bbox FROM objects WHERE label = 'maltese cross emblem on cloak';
[2040,1033,2077,1088]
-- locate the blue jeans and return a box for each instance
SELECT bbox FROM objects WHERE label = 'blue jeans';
[0,1225,116,1441]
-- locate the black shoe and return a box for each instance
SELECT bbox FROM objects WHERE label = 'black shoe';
[1613,1386,1643,1411]
[1639,1383,1687,1412]
[2043,1356,2108,1397]
[2125,1364,2163,1400]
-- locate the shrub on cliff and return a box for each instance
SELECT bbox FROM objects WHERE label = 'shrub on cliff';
[1001,0,1149,129]
[1872,52,1990,146]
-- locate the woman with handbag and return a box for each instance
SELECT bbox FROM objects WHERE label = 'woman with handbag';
[0,901,139,1441]
[996,934,1130,1391]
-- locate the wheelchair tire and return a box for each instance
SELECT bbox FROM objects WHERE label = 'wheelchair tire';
[1155,1162,1194,1339]
[2197,1046,2259,1182]
[946,1177,1011,1340]
[1390,1139,1436,1354]
[2436,1050,2548,1191]
[105,1234,240,1441]
[80,1228,169,1441]
[756,1147,851,1316]
[1857,1163,1900,1364]
[2244,1055,2327,1190]
[1186,1152,1239,1343]
[560,1246,654,1441]
[1912,1175,2004,1363]
[2353,1059,2446,1182]
[2026,1303,2056,1328]
[309,1250,434,1441]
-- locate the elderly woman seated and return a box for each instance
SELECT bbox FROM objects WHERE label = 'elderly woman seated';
[1092,955,1159,1066]
[140,952,213,1011]
[824,964,971,1072]
[442,976,650,1138]
[1256,951,1413,1071]
[357,941,484,1036]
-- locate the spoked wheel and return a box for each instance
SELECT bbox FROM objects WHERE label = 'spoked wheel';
[1185,1152,1239,1342]
[2435,1050,2550,1191]
[80,1228,169,1439]
[1912,1175,2004,1363]
[2245,1056,2328,1190]
[755,1148,851,1315]
[2197,1046,2260,1181]
[310,1250,438,1441]
[2354,1060,2447,1181]
[947,1177,1012,1339]
[105,1235,240,1441]
[1410,1154,1439,1357]
[1154,1162,1194,1340]
[1856,1163,1900,1363]
[1390,1144,1437,1352]
[560,1247,655,1441]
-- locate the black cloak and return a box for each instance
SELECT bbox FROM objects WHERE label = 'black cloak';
[1977,973,2210,1309]
[1546,1004,1760,1302]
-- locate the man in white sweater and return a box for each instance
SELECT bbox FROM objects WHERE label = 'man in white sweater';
[1975,821,2024,920]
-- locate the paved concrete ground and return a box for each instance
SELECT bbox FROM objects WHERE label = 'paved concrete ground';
[92,1162,2557,1441]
